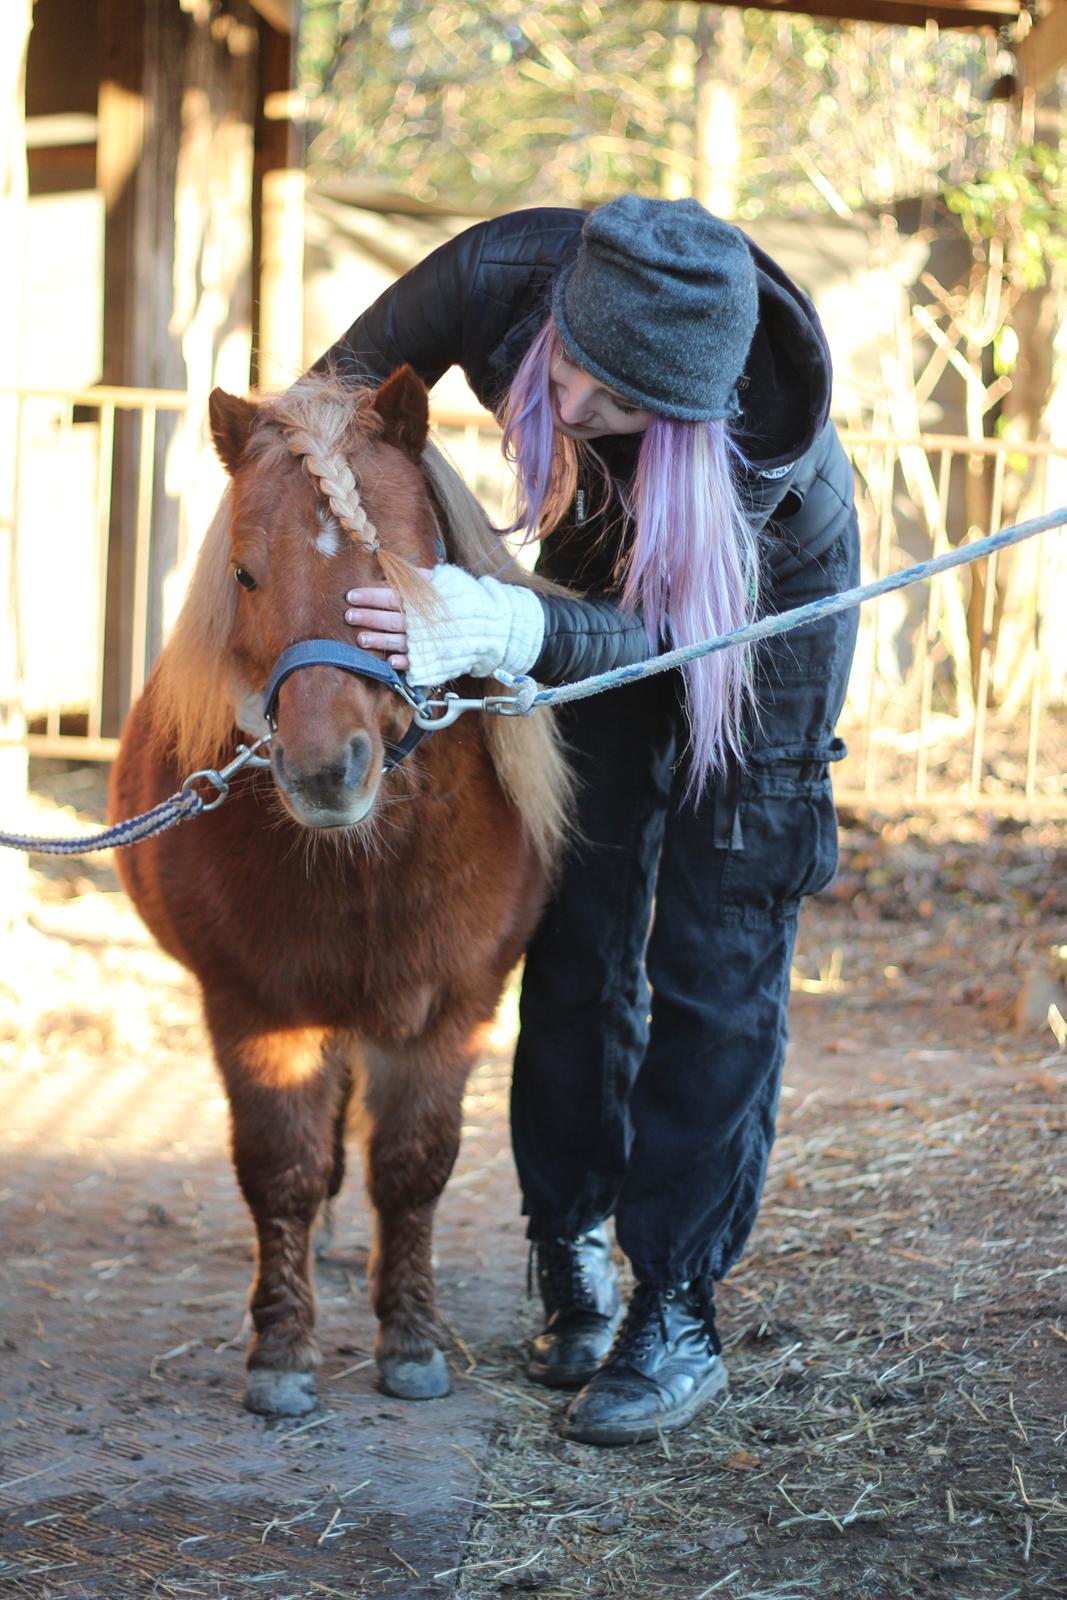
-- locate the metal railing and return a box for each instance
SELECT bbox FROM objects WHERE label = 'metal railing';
[8,386,1067,820]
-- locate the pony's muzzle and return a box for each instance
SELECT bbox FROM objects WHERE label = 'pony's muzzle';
[272,730,378,827]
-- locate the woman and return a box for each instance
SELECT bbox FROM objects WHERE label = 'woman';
[320,196,859,1446]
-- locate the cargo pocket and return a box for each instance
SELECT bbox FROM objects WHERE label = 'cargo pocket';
[717,740,846,926]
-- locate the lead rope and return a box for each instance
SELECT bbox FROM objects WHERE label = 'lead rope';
[513,504,1067,715]
[409,503,1067,730]
[0,739,272,857]
[6,505,1067,854]
[0,790,205,857]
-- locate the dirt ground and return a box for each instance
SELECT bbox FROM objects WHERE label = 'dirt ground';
[1,762,1065,1600]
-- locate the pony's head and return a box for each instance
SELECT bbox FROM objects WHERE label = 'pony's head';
[153,367,573,866]
[204,367,439,829]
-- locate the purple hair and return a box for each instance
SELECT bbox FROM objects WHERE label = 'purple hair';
[501,318,759,795]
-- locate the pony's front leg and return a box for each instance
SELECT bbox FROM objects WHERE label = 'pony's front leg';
[362,1043,472,1400]
[209,1012,343,1417]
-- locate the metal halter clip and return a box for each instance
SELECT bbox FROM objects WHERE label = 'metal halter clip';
[180,737,273,811]
[409,671,538,730]
[410,693,487,731]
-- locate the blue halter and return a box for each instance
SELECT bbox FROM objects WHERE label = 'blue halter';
[262,639,430,772]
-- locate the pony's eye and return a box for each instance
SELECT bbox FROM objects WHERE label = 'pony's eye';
[233,565,257,591]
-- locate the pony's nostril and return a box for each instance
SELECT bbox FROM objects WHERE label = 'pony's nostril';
[272,744,287,781]
[346,732,373,789]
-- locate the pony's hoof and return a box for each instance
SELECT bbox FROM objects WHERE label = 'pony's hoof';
[245,1369,318,1417]
[377,1349,450,1400]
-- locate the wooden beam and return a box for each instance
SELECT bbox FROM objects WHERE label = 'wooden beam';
[713,0,1018,27]
[25,111,98,147]
[253,13,301,388]
[1016,5,1067,92]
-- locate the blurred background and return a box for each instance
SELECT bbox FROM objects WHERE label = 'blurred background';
[3,0,1067,921]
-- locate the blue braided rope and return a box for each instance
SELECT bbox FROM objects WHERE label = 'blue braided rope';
[526,504,1067,711]
[0,789,204,856]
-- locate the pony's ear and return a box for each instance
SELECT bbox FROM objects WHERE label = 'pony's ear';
[209,388,258,475]
[372,366,430,461]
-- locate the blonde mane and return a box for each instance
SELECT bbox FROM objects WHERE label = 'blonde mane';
[151,378,573,869]
[271,380,383,553]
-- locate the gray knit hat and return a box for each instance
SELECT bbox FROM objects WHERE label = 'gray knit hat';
[551,195,759,423]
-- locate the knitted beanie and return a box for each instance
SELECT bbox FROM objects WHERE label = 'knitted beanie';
[551,195,759,423]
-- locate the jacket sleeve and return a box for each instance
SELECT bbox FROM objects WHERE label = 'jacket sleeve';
[312,222,491,387]
[531,592,654,686]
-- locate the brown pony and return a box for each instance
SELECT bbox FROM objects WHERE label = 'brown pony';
[110,368,571,1417]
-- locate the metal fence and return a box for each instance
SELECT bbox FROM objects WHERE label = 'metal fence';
[9,386,1067,820]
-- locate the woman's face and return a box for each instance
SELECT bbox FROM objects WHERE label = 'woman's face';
[549,346,656,439]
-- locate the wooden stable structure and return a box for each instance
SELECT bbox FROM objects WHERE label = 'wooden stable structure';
[5,0,1066,757]
[26,0,299,388]
[20,0,301,736]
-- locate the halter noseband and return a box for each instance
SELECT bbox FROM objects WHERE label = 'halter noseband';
[262,639,429,772]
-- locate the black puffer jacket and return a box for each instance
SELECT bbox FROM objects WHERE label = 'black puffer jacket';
[319,207,856,684]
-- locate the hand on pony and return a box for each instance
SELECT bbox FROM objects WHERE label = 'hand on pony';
[345,564,545,688]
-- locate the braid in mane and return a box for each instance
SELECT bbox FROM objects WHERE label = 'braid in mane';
[268,377,438,615]
[270,381,381,550]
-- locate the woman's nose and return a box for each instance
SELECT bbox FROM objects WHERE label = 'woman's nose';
[557,374,595,425]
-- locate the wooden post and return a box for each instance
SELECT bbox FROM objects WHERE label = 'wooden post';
[0,0,33,939]
[98,0,149,736]
[98,0,259,733]
[254,13,303,388]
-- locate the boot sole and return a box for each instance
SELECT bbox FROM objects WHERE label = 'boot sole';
[561,1363,729,1446]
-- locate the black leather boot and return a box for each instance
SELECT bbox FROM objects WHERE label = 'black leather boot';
[562,1279,728,1444]
[527,1224,622,1389]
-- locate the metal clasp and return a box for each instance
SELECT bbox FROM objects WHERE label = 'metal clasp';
[180,737,273,812]
[410,693,487,731]
[409,684,537,731]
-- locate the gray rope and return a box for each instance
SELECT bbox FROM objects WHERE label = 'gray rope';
[525,504,1067,711]
[0,737,272,857]
[0,789,204,856]
[5,507,1065,851]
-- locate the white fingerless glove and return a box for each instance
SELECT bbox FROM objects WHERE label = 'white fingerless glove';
[405,565,546,688]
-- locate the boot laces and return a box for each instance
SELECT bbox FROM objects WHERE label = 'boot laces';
[612,1283,671,1360]
[530,1235,596,1310]
[611,1281,720,1362]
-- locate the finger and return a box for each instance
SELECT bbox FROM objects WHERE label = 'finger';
[388,654,409,671]
[345,568,435,606]
[345,605,406,631]
[351,631,408,654]
[345,586,402,607]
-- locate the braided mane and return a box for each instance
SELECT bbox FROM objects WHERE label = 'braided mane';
[269,381,382,553]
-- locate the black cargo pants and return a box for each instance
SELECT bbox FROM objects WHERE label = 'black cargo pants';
[512,514,861,1288]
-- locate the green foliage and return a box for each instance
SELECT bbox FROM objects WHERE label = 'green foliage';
[297,2,1001,219]
[945,144,1067,292]
[299,0,707,208]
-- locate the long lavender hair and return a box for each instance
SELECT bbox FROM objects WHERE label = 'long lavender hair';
[500,318,759,796]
